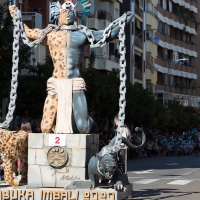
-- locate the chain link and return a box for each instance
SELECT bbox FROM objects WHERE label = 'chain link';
[0,8,59,128]
[112,15,127,153]
[0,9,20,128]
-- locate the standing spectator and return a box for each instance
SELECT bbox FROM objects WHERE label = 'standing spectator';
[0,157,4,181]
[113,113,131,143]
[20,121,32,133]
[146,140,153,157]
[17,122,32,176]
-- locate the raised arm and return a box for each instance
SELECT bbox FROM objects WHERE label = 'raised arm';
[86,11,134,46]
[9,5,46,42]
[91,26,120,44]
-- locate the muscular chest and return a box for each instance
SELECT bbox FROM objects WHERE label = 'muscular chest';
[48,30,86,49]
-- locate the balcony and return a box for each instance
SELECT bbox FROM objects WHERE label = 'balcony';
[156,31,197,54]
[155,57,196,75]
[172,0,197,13]
[86,57,119,71]
[135,68,142,80]
[135,38,143,49]
[155,83,197,96]
[22,12,42,29]
[87,10,112,30]
[156,5,197,35]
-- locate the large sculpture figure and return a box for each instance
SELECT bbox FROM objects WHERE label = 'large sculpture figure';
[9,1,134,134]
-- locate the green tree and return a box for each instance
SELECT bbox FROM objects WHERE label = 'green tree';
[15,57,54,119]
[82,67,120,119]
[126,83,158,128]
[165,100,200,133]
[152,100,168,131]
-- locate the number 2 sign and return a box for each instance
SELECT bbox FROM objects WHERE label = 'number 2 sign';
[49,134,66,146]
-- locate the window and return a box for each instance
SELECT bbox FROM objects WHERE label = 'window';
[173,51,178,62]
[147,3,152,13]
[165,49,168,60]
[165,25,170,36]
[158,46,162,58]
[18,3,22,11]
[161,23,165,35]
[158,20,162,32]
[146,30,152,38]
[162,0,166,10]
[168,1,172,13]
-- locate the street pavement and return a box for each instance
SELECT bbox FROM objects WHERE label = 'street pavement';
[127,154,200,200]
[0,155,199,200]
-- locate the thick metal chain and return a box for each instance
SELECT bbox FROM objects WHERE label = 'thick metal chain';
[0,9,20,128]
[80,14,127,152]
[0,8,58,128]
[112,15,127,153]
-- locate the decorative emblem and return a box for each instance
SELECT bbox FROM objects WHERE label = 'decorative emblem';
[47,146,68,168]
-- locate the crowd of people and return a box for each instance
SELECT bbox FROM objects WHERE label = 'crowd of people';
[99,130,200,159]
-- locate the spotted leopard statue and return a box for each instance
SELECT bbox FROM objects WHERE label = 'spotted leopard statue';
[0,129,28,187]
[88,127,146,191]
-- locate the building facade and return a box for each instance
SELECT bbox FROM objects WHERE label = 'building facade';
[154,0,199,107]
[120,0,199,108]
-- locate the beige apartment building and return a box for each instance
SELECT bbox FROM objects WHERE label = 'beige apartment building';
[121,0,200,108]
[154,0,199,107]
[1,0,200,124]
[120,0,158,92]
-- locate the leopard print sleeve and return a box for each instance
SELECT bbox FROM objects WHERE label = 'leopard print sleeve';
[9,5,47,43]
[23,24,43,41]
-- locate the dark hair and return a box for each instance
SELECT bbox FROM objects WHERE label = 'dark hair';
[114,113,119,120]
[21,121,32,133]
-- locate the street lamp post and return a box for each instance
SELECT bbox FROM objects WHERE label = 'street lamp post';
[142,0,146,89]
[167,60,172,104]
[189,79,196,106]
[131,0,135,84]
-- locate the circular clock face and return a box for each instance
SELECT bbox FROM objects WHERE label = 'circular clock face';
[47,146,68,168]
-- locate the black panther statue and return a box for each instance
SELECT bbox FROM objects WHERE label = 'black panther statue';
[88,127,146,191]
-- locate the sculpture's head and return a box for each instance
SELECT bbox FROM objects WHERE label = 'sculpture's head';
[50,0,91,25]
[59,1,76,25]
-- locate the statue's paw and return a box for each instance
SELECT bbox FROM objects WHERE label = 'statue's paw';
[89,181,95,189]
[8,179,19,187]
[114,181,126,192]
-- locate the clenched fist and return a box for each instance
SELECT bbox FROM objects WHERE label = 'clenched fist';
[9,5,17,18]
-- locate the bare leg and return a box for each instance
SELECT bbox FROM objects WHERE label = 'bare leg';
[41,94,58,133]
[4,159,19,187]
[19,151,28,186]
[72,91,91,133]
